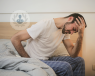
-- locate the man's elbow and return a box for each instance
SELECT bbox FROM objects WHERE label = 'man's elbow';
[11,36,20,43]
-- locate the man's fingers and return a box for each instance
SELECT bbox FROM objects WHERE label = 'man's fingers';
[82,18,85,25]
[79,17,83,24]
[80,17,85,27]
[78,16,84,25]
[75,21,79,28]
[76,18,81,26]
[75,17,86,30]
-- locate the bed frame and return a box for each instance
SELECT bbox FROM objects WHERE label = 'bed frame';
[0,22,82,57]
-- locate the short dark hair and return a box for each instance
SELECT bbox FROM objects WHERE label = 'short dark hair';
[64,13,87,28]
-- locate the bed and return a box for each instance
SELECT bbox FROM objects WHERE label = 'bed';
[0,22,82,76]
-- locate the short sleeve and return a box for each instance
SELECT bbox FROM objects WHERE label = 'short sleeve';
[26,20,45,39]
[63,34,70,40]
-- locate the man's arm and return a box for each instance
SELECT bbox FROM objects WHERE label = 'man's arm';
[63,36,83,57]
[11,29,32,58]
[63,17,85,58]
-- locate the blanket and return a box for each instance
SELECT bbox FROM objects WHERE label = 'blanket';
[0,40,56,76]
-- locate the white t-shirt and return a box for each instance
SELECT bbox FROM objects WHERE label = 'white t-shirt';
[24,18,70,60]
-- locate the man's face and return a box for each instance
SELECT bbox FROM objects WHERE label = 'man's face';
[62,22,78,35]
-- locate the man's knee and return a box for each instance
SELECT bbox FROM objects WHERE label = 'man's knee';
[56,61,72,71]
[75,57,85,64]
[63,62,72,69]
[55,61,73,76]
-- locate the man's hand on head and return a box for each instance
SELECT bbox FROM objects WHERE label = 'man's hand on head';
[75,16,86,37]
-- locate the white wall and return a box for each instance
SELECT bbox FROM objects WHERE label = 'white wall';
[0,0,95,22]
[82,13,95,76]
[0,0,95,13]
[0,0,95,76]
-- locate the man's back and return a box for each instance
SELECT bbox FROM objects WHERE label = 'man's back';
[24,18,69,60]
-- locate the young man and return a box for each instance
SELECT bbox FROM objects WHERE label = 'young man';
[11,13,87,76]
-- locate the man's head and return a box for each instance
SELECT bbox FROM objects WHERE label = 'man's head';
[62,13,87,34]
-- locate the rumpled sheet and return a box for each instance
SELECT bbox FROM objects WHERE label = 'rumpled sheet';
[0,43,56,76]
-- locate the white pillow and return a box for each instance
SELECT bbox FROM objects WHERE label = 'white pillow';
[51,43,75,57]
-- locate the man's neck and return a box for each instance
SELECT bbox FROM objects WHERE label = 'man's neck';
[53,17,68,29]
